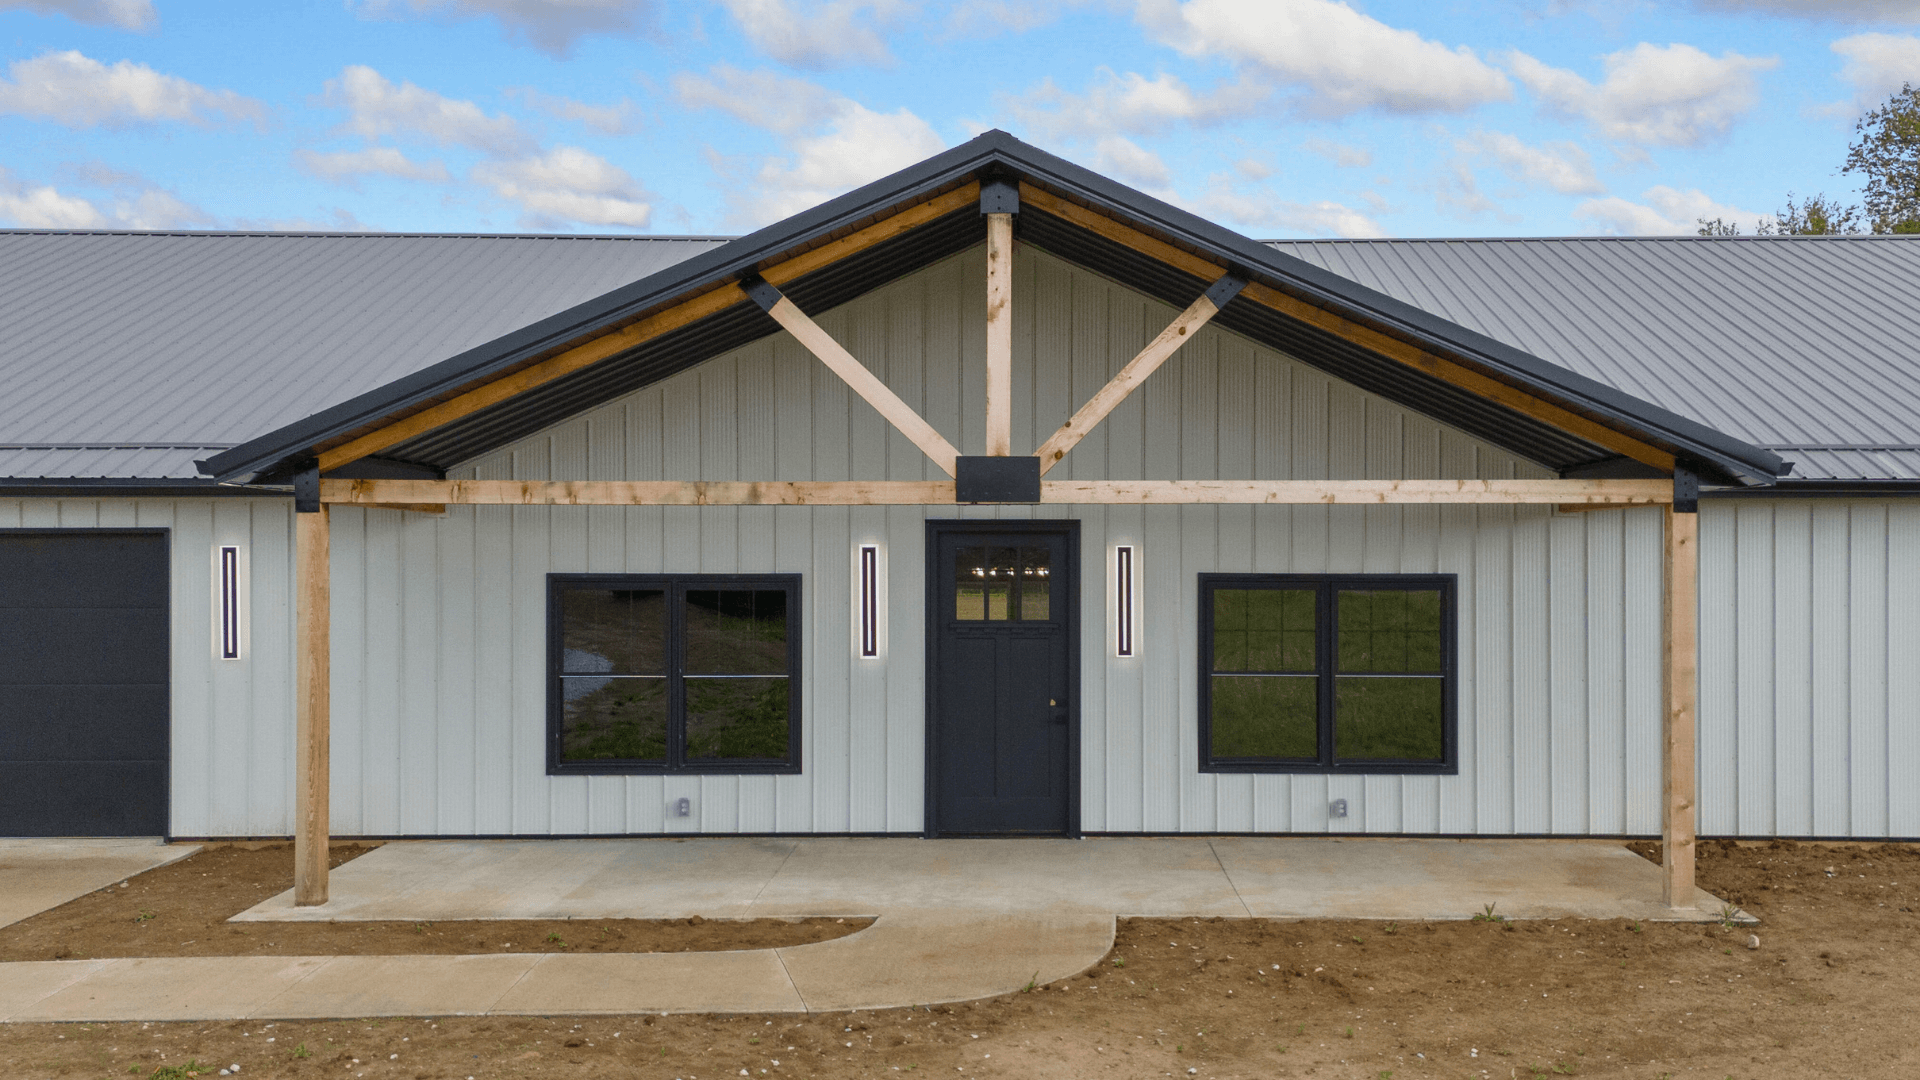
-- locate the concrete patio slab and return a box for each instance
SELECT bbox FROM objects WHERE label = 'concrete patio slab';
[0,839,199,928]
[1210,837,1733,922]
[494,949,806,1014]
[234,836,1735,924]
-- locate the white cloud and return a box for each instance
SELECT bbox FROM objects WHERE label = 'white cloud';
[1574,185,1771,234]
[1429,161,1517,221]
[323,64,530,155]
[943,0,1105,37]
[1198,174,1384,237]
[714,0,906,69]
[1692,0,1920,22]
[679,67,944,225]
[472,145,652,227]
[0,0,156,31]
[507,87,642,134]
[0,167,211,229]
[296,146,452,184]
[1302,137,1371,168]
[1456,130,1603,194]
[353,0,655,58]
[1005,69,1259,140]
[231,208,374,232]
[672,65,842,134]
[1831,33,1920,110]
[1092,135,1171,187]
[751,102,944,220]
[0,50,263,128]
[1509,43,1777,147]
[1137,0,1511,117]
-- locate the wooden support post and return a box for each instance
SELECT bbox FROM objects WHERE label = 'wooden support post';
[1662,504,1699,909]
[294,505,331,907]
[984,211,1013,456]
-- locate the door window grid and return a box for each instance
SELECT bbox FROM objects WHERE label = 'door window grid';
[953,545,1052,621]
[1200,574,1456,774]
[548,575,801,775]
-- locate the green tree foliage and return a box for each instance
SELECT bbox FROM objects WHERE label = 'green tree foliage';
[1844,82,1920,234]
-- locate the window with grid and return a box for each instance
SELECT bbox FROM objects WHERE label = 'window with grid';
[547,574,800,774]
[1199,574,1456,774]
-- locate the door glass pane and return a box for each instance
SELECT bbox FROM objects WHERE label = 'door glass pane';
[1334,677,1444,760]
[1212,588,1315,672]
[1337,589,1444,672]
[1013,545,1051,620]
[685,677,791,760]
[684,589,789,674]
[559,675,668,762]
[560,588,665,674]
[1210,675,1317,759]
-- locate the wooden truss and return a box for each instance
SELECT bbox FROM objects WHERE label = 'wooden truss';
[288,182,1700,913]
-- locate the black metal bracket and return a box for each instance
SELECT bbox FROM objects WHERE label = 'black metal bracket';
[1204,272,1248,310]
[1673,465,1699,514]
[741,277,784,314]
[979,179,1019,215]
[955,456,1040,503]
[293,463,321,514]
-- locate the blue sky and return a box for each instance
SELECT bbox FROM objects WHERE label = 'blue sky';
[2,0,1917,237]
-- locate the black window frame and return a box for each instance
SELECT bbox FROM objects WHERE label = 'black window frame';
[546,573,802,776]
[1198,573,1457,775]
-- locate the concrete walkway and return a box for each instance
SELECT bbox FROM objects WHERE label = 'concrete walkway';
[0,838,197,928]
[0,837,1737,1023]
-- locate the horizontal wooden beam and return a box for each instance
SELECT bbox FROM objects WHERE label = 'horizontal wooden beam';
[316,182,984,474]
[323,477,1671,507]
[1015,183,1677,474]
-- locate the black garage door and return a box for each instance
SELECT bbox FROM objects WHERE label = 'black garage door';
[0,531,169,835]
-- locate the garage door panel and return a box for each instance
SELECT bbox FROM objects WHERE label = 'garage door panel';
[0,609,170,684]
[0,685,169,760]
[0,531,169,837]
[0,762,168,836]
[0,535,169,609]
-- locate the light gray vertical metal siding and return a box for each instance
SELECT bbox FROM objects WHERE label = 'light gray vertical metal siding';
[1695,499,1920,839]
[88,242,1913,838]
[0,496,297,837]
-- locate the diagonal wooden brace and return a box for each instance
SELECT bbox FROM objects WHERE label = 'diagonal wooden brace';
[746,279,962,477]
[1034,273,1246,475]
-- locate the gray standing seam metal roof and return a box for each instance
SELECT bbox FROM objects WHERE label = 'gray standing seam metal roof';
[1267,236,1920,482]
[0,230,728,479]
[2,228,1913,484]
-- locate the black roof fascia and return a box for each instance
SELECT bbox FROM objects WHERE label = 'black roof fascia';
[0,478,285,497]
[204,130,1782,485]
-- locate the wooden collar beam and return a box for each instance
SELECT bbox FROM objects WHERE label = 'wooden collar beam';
[321,477,1672,507]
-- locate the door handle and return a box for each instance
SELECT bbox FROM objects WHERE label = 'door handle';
[1048,698,1069,726]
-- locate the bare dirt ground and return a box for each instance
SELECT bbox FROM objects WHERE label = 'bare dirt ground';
[0,844,863,961]
[3,839,1918,1079]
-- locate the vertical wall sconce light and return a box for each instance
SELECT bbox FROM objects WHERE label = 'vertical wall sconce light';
[855,542,883,658]
[214,544,246,660]
[1113,544,1138,657]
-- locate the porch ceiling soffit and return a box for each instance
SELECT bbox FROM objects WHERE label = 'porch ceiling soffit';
[201,131,1784,488]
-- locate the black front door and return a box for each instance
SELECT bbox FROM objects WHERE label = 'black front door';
[925,520,1077,836]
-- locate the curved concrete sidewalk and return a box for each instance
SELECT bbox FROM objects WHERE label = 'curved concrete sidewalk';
[0,909,1114,1022]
